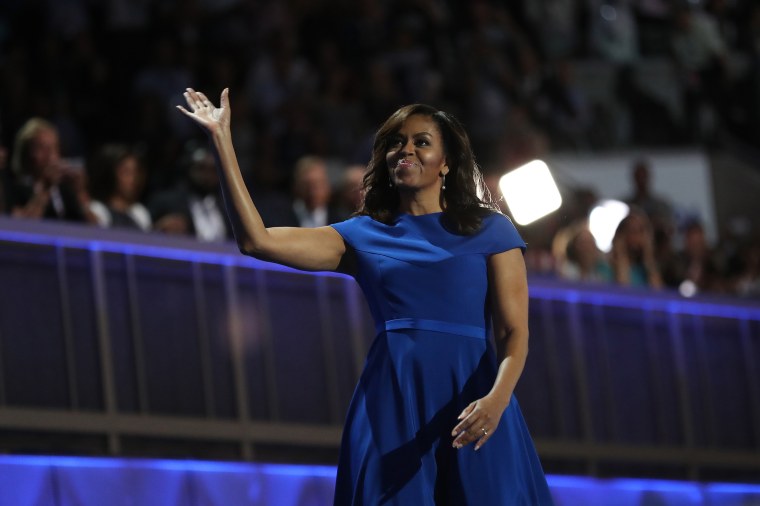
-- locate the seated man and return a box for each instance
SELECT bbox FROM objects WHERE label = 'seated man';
[149,144,231,242]
[7,118,94,223]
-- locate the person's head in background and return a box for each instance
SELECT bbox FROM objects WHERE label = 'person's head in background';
[613,209,654,261]
[339,164,366,214]
[186,145,219,196]
[88,144,145,208]
[611,208,663,288]
[567,226,603,269]
[682,219,708,258]
[293,155,331,212]
[631,159,652,198]
[11,118,61,182]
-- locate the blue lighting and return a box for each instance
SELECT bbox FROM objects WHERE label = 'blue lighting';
[0,455,337,476]
[0,226,347,279]
[706,482,760,494]
[0,456,759,506]
[529,285,760,321]
[3,223,758,321]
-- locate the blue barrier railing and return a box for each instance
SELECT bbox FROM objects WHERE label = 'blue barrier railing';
[0,217,758,482]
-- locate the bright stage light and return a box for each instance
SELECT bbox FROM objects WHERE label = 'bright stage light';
[499,160,562,225]
[588,199,629,252]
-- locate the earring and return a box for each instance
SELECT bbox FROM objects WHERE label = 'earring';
[441,174,446,190]
[389,179,393,188]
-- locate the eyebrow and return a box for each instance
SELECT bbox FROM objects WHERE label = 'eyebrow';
[393,131,432,138]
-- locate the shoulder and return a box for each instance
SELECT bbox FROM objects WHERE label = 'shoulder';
[329,215,375,245]
[128,203,152,231]
[480,211,515,227]
[89,200,111,227]
[476,211,526,254]
[478,211,519,236]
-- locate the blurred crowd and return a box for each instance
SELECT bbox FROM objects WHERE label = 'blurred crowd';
[0,0,759,298]
[541,160,760,299]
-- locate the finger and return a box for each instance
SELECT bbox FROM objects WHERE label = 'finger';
[196,91,214,108]
[452,412,477,437]
[457,402,476,421]
[453,424,481,449]
[451,416,470,437]
[452,404,479,435]
[474,430,493,451]
[461,423,492,450]
[452,415,483,447]
[185,88,204,109]
[220,87,230,108]
[182,91,198,110]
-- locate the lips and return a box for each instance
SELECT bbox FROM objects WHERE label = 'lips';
[396,160,418,170]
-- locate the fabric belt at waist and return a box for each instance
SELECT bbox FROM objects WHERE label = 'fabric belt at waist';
[376,318,487,340]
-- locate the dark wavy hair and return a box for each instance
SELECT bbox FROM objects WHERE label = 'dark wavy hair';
[87,144,142,202]
[358,104,498,235]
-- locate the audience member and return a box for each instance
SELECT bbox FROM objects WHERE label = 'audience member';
[87,144,151,231]
[7,118,95,223]
[662,219,723,293]
[727,3,760,146]
[534,60,591,150]
[670,5,730,141]
[0,1,753,299]
[0,144,8,214]
[622,159,675,263]
[288,155,342,228]
[589,0,639,63]
[522,0,582,60]
[553,221,613,283]
[333,164,366,222]
[728,238,760,298]
[610,209,663,288]
[148,144,230,241]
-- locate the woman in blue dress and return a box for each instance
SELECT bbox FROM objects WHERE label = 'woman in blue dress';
[179,88,554,505]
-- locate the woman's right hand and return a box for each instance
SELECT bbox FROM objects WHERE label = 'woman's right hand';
[177,88,230,136]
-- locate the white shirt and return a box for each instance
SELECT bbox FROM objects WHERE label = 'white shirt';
[293,200,328,228]
[189,195,227,241]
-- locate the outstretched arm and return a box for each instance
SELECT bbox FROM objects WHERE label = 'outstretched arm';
[177,88,346,271]
[451,248,529,450]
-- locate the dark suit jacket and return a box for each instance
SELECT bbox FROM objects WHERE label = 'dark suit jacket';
[148,183,233,239]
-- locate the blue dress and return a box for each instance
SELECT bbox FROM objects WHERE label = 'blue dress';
[330,211,554,505]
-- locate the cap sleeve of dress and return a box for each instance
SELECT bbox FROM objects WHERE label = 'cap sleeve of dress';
[330,216,364,249]
[481,212,526,255]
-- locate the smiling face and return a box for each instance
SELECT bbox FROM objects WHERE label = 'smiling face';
[386,114,448,192]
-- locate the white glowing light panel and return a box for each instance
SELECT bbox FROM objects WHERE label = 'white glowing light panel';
[589,199,630,252]
[499,160,562,225]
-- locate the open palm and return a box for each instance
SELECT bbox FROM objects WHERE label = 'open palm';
[177,88,230,135]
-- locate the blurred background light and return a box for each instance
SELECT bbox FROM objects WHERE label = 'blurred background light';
[499,160,562,225]
[588,199,630,252]
[679,279,698,298]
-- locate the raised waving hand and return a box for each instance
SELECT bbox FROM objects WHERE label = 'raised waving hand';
[177,88,230,135]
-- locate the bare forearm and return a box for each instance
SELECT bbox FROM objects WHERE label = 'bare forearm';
[209,127,269,254]
[489,330,529,408]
